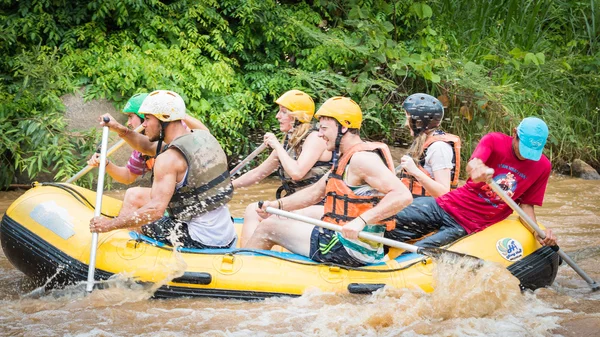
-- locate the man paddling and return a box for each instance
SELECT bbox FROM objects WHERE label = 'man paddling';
[89,90,236,249]
[386,117,557,248]
[246,97,413,266]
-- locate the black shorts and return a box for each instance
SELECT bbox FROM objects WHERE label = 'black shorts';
[141,217,235,249]
[308,226,365,267]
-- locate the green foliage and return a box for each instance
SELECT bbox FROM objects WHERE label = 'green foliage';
[432,0,600,170]
[0,45,96,187]
[0,0,598,188]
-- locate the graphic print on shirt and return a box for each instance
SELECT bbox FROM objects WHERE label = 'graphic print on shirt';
[476,168,520,209]
[494,172,517,197]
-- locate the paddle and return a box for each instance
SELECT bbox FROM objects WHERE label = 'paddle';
[260,203,480,261]
[486,171,600,291]
[230,143,268,176]
[85,117,111,292]
[65,124,145,184]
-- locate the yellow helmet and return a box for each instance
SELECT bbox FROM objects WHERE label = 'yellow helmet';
[275,90,315,123]
[314,96,362,129]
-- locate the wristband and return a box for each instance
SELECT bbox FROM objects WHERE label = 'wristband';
[357,215,367,225]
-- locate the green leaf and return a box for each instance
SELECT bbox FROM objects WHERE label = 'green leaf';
[535,52,545,65]
[524,53,538,66]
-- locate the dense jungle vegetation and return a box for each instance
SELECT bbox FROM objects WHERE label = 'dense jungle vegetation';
[1,0,598,188]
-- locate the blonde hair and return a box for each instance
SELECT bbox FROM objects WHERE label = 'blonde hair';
[285,122,313,157]
[407,129,438,162]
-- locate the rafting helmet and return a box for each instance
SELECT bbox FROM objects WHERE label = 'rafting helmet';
[138,90,186,122]
[275,90,315,124]
[315,96,363,168]
[402,93,444,137]
[122,93,148,120]
[314,96,362,129]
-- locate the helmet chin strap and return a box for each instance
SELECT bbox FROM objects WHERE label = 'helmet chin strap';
[332,124,346,170]
[155,121,168,158]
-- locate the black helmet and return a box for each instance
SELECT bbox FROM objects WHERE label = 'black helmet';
[402,93,444,137]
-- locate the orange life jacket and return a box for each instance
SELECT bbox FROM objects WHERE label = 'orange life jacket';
[322,142,396,231]
[145,157,155,170]
[400,131,461,197]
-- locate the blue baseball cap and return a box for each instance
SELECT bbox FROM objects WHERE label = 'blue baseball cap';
[517,117,548,161]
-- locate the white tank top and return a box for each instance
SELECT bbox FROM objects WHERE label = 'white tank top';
[175,169,236,247]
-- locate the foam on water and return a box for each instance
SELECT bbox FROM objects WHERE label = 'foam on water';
[0,240,568,336]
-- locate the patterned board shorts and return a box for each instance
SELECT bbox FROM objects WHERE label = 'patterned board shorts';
[308,226,365,267]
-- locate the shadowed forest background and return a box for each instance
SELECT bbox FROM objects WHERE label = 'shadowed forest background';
[1,0,598,188]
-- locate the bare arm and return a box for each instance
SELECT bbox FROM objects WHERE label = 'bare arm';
[353,152,413,223]
[100,113,157,156]
[341,152,413,240]
[256,173,328,217]
[519,204,557,246]
[87,153,140,185]
[402,161,451,197]
[278,173,328,210]
[89,150,183,232]
[184,114,209,131]
[269,132,328,180]
[466,158,493,182]
[398,141,454,197]
[105,162,140,185]
[232,151,280,189]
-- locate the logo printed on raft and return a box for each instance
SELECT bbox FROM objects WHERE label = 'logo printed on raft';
[496,238,524,261]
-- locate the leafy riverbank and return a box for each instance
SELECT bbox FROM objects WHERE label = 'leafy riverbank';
[1,0,598,188]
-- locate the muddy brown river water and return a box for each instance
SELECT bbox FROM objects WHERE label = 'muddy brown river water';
[0,176,599,336]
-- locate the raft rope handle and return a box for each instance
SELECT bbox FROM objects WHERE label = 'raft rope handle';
[39,182,115,218]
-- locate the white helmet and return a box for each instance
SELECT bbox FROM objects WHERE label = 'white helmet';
[138,90,186,122]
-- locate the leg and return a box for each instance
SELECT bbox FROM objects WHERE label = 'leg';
[384,197,443,242]
[119,187,151,217]
[244,206,323,256]
[240,202,260,247]
[413,208,467,248]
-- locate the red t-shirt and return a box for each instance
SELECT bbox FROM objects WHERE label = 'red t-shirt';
[436,132,551,233]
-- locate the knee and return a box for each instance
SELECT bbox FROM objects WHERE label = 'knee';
[243,202,258,217]
[252,218,277,236]
[124,187,145,205]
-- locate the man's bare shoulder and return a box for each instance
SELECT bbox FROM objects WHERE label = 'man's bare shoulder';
[154,148,187,173]
[352,150,385,163]
[350,151,387,173]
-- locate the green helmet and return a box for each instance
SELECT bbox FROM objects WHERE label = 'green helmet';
[122,93,148,120]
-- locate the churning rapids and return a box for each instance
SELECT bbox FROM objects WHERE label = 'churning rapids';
[0,176,598,336]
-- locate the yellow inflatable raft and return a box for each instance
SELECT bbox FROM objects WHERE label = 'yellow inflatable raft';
[0,182,559,299]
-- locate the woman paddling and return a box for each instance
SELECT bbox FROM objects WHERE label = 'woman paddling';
[233,90,332,246]
[397,93,461,198]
